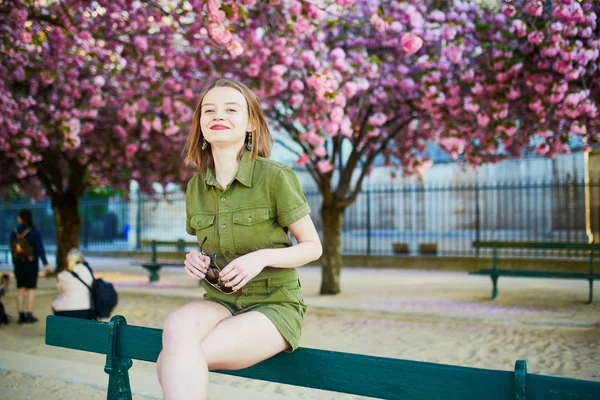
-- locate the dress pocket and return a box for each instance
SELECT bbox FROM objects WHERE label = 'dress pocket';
[232,207,271,254]
[190,214,215,242]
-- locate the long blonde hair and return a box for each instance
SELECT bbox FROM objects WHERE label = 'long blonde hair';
[66,248,84,272]
[183,78,272,173]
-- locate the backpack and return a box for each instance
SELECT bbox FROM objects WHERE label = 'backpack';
[71,262,118,318]
[10,227,34,263]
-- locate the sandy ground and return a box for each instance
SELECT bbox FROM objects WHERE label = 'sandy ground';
[0,259,599,399]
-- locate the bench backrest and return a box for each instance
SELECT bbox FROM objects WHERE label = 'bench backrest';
[45,315,600,400]
[472,241,595,250]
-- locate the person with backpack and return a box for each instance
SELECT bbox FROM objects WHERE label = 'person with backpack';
[51,248,95,320]
[10,209,52,324]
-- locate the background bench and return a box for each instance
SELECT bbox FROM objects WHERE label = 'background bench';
[45,315,600,400]
[470,241,599,303]
[135,239,197,282]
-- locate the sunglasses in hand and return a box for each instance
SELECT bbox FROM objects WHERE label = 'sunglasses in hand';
[199,236,237,294]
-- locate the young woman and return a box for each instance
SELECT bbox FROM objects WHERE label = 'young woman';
[51,248,95,320]
[9,209,52,324]
[156,78,322,399]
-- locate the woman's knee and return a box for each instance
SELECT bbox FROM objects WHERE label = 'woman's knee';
[162,301,230,348]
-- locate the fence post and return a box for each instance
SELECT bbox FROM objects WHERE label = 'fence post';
[366,187,372,256]
[475,174,481,257]
[136,194,142,250]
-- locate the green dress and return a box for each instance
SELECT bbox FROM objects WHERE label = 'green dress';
[185,150,311,351]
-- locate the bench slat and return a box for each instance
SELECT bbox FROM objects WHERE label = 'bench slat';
[469,269,600,279]
[46,317,111,354]
[472,241,594,250]
[45,316,600,400]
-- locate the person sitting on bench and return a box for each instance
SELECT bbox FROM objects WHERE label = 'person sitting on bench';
[157,78,323,400]
[51,248,95,320]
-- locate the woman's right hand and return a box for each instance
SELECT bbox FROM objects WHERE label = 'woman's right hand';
[184,249,211,280]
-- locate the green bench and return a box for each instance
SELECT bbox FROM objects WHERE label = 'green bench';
[135,239,197,282]
[470,241,599,303]
[45,315,600,400]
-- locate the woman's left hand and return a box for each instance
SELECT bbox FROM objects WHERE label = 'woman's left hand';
[219,251,266,291]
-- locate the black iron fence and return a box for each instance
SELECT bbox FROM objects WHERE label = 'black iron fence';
[1,179,598,260]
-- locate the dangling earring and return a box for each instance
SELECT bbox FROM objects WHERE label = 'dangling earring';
[202,139,208,150]
[246,132,252,151]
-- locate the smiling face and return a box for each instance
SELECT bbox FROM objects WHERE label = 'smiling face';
[200,86,252,150]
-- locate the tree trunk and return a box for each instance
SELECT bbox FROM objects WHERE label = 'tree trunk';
[320,203,344,295]
[52,193,81,272]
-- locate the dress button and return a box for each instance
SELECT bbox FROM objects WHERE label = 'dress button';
[220,224,226,229]
[220,197,226,202]
[247,217,252,223]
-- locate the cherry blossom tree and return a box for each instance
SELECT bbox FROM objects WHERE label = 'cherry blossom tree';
[211,0,599,294]
[0,1,201,269]
[1,0,598,291]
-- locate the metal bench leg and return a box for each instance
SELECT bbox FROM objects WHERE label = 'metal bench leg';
[589,279,593,304]
[142,265,162,283]
[491,275,498,300]
[106,316,133,400]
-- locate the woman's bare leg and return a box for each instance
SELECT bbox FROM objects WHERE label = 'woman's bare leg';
[202,311,290,370]
[26,289,36,313]
[157,301,231,400]
[16,288,25,313]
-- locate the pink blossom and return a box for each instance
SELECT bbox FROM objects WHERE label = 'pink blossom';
[442,25,457,40]
[370,14,386,32]
[227,39,244,57]
[10,8,28,23]
[324,122,339,136]
[317,160,334,173]
[527,31,543,44]
[208,0,226,23]
[571,122,586,135]
[330,48,345,61]
[134,36,148,51]
[335,0,355,6]
[289,1,302,15]
[502,5,516,18]
[21,32,31,44]
[400,33,423,55]
[152,117,162,132]
[330,106,344,124]
[294,17,314,36]
[524,1,543,17]
[306,130,325,146]
[125,144,138,158]
[271,64,287,76]
[94,76,105,87]
[289,93,304,106]
[162,97,173,115]
[82,109,98,119]
[290,79,304,92]
[477,114,489,127]
[296,153,310,167]
[535,143,550,156]
[164,124,180,136]
[314,147,327,157]
[446,44,463,64]
[343,81,358,98]
[536,130,551,139]
[340,118,353,137]
[510,20,527,37]
[12,66,25,81]
[90,95,104,108]
[208,23,232,45]
[245,63,260,77]
[367,112,387,127]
